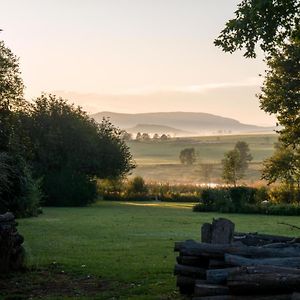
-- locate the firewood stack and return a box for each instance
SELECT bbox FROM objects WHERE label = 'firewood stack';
[174,218,300,300]
[0,212,25,273]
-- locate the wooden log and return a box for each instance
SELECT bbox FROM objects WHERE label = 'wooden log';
[208,265,300,284]
[234,232,295,246]
[192,295,292,300]
[292,293,300,300]
[225,254,300,268]
[209,258,228,269]
[202,223,212,243]
[211,218,235,244]
[174,264,206,278]
[174,239,195,252]
[0,212,15,223]
[179,241,300,258]
[206,268,238,284]
[194,283,229,297]
[176,275,195,294]
[228,272,300,294]
[176,275,195,287]
[177,255,209,268]
[232,265,300,276]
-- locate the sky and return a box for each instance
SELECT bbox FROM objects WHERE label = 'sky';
[1,0,276,126]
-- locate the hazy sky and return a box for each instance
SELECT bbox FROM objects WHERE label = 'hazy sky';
[1,0,276,126]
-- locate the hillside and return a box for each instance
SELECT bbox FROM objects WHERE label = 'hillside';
[91,111,274,135]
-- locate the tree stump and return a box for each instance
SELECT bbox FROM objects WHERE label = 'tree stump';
[201,218,235,244]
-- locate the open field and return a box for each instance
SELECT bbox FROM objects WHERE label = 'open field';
[128,133,278,184]
[4,201,300,300]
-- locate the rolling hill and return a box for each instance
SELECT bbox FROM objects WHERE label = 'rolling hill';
[91,111,274,136]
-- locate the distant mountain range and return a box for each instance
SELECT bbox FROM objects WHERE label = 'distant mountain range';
[91,111,275,136]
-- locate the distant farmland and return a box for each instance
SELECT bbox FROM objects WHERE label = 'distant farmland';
[127,133,278,184]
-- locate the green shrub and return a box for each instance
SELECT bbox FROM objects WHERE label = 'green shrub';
[0,154,42,217]
[269,186,295,204]
[43,169,97,206]
[126,176,148,196]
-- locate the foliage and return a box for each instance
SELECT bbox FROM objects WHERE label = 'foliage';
[0,154,42,217]
[222,142,253,185]
[214,0,300,58]
[258,37,300,146]
[215,1,300,188]
[25,94,135,206]
[234,141,253,172]
[126,176,148,196]
[179,147,196,165]
[194,185,300,215]
[268,185,300,204]
[0,39,42,217]
[262,144,300,187]
[222,149,242,185]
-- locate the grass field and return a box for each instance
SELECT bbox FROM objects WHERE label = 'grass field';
[5,201,300,300]
[127,133,278,184]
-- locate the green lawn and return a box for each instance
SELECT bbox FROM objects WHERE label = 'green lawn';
[8,201,300,299]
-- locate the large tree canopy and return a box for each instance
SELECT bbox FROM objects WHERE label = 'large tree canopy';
[215,0,300,58]
[26,94,135,206]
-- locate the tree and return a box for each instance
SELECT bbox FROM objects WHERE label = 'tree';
[0,39,41,217]
[179,148,196,165]
[222,149,242,186]
[262,144,300,188]
[141,133,150,141]
[222,142,252,185]
[26,94,135,206]
[0,40,25,152]
[214,0,300,58]
[199,163,214,183]
[160,134,168,140]
[215,0,300,186]
[153,133,159,140]
[234,141,253,173]
[258,37,300,146]
[136,132,142,141]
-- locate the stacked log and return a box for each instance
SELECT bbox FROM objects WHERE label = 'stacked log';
[174,218,300,299]
[0,212,25,273]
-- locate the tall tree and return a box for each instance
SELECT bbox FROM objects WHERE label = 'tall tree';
[0,40,25,152]
[26,94,135,206]
[222,149,242,186]
[234,141,253,173]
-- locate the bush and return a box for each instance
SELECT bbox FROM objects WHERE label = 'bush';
[269,186,296,204]
[194,186,300,216]
[43,169,97,206]
[126,176,148,196]
[0,154,42,217]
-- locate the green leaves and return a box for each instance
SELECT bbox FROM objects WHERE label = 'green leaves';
[215,0,300,58]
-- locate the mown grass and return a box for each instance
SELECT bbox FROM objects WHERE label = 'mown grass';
[8,201,300,300]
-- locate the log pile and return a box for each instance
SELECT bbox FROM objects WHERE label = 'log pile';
[174,218,300,300]
[0,212,25,273]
